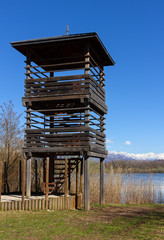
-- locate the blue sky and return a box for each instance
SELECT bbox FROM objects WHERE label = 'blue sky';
[0,0,163,154]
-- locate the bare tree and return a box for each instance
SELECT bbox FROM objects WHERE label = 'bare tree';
[0,100,23,192]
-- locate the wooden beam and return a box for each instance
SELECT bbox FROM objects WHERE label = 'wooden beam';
[45,157,49,209]
[22,158,26,210]
[80,158,83,193]
[100,65,104,87]
[49,116,54,183]
[0,160,2,203]
[85,45,90,75]
[68,159,71,194]
[43,158,46,183]
[64,157,68,209]
[35,159,37,193]
[100,158,105,205]
[26,55,31,80]
[49,157,54,183]
[26,158,32,197]
[84,154,90,211]
[76,159,79,206]
[50,72,54,78]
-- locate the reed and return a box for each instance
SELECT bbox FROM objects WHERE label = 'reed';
[89,165,162,204]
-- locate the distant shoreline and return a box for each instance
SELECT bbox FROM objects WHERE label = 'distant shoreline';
[90,159,164,174]
[106,159,164,174]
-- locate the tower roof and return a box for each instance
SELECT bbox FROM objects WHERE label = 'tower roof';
[11,32,115,69]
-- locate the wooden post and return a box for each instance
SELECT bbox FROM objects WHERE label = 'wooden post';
[100,66,104,87]
[84,154,90,211]
[50,72,54,78]
[68,159,71,194]
[80,158,83,193]
[25,55,31,200]
[0,160,2,203]
[84,45,90,210]
[43,158,46,183]
[76,160,79,208]
[76,160,79,195]
[100,158,105,204]
[49,113,54,183]
[35,159,37,193]
[22,158,26,209]
[26,158,32,197]
[49,157,54,183]
[100,109,105,204]
[64,157,68,209]
[85,45,90,75]
[45,157,49,209]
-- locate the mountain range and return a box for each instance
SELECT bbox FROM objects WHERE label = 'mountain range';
[107,151,164,161]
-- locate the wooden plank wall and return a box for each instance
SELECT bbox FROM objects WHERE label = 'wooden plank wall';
[0,195,77,211]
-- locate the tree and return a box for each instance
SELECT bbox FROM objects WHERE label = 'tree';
[0,100,23,192]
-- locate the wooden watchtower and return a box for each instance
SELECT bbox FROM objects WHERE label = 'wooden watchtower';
[11,33,114,210]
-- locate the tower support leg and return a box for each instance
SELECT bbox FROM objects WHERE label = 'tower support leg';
[100,158,105,205]
[64,157,68,209]
[45,157,49,209]
[26,157,32,198]
[84,154,90,210]
[22,157,26,209]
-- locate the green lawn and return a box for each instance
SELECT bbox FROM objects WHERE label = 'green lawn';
[0,204,163,240]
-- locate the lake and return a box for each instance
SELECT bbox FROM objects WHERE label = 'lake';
[123,173,164,203]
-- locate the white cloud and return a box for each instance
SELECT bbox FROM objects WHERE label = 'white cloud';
[106,139,113,144]
[124,140,131,145]
[107,151,164,161]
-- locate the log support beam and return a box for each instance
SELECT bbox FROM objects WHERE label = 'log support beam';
[35,159,37,193]
[68,159,71,194]
[26,157,32,198]
[22,157,26,209]
[49,157,54,183]
[26,158,32,198]
[100,158,105,205]
[64,157,68,209]
[45,157,49,209]
[80,158,83,193]
[84,154,90,211]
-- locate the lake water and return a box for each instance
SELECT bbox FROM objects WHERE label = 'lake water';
[103,172,164,203]
[123,173,164,203]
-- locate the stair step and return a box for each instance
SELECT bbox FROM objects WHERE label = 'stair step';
[54,167,75,170]
[54,163,77,166]
[54,176,65,179]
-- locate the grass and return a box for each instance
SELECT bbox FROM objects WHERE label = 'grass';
[0,204,164,239]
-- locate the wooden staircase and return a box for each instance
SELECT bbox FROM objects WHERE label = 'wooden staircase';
[54,157,81,193]
[43,157,82,195]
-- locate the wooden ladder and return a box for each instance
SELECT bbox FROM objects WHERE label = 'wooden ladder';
[54,158,81,192]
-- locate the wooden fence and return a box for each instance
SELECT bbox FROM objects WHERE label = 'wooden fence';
[0,195,76,211]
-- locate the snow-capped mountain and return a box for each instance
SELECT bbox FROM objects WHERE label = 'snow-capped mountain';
[107,151,164,161]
